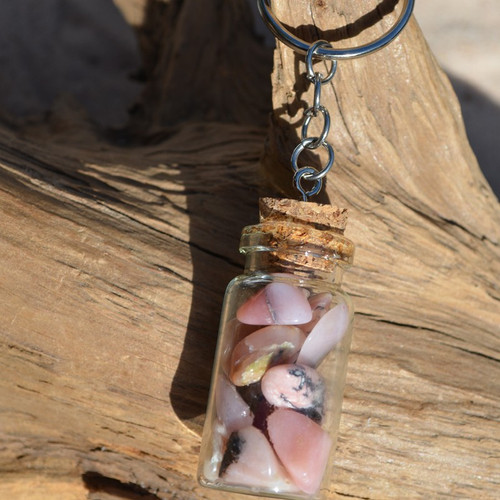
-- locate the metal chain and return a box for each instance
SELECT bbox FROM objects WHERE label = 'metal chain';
[258,0,415,200]
[291,40,337,201]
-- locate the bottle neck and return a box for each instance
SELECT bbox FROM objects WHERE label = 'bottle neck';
[240,221,354,287]
[238,202,354,289]
[242,248,346,286]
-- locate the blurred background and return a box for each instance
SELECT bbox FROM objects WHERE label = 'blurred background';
[415,0,500,196]
[0,0,497,195]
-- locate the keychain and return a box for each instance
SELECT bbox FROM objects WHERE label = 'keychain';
[198,1,414,498]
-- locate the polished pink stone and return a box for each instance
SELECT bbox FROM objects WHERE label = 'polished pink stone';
[236,282,313,325]
[300,292,333,333]
[215,375,254,433]
[261,364,324,412]
[221,320,260,375]
[221,425,297,492]
[297,301,350,367]
[267,409,332,494]
[229,325,306,386]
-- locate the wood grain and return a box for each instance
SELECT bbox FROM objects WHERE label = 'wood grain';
[0,0,499,499]
[263,1,500,497]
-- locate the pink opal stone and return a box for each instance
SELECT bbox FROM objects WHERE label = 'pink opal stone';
[300,292,333,333]
[215,375,254,433]
[261,364,324,413]
[268,409,332,494]
[270,274,311,298]
[297,301,350,367]
[229,325,306,386]
[202,420,226,481]
[236,282,313,325]
[220,426,297,492]
[221,320,260,375]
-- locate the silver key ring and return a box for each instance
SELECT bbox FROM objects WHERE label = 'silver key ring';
[257,0,415,60]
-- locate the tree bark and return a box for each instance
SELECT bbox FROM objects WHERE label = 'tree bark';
[0,1,498,499]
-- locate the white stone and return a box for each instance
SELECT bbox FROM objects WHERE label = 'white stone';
[297,301,350,367]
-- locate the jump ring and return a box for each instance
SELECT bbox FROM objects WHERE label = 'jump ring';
[312,75,322,113]
[306,41,337,83]
[291,138,335,180]
[302,106,331,147]
[258,0,415,60]
[294,167,323,200]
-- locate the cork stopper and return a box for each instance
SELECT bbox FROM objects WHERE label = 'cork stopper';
[258,198,348,233]
[241,198,354,271]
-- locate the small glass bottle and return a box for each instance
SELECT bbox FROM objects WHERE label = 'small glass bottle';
[198,198,355,499]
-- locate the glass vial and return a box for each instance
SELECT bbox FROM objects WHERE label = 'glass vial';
[198,198,355,499]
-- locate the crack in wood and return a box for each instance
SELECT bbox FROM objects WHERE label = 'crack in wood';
[82,471,162,500]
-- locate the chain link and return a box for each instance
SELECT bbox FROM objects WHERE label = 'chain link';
[291,40,337,201]
[294,167,323,199]
[302,105,330,149]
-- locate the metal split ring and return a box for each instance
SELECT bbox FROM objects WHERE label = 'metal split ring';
[257,0,415,60]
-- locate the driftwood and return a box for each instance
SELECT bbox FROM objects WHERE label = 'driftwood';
[0,1,498,499]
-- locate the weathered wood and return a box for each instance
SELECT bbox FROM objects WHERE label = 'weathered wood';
[0,0,498,499]
[262,1,500,498]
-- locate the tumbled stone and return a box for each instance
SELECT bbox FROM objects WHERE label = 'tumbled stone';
[261,364,324,415]
[297,301,350,367]
[201,420,226,481]
[220,426,297,492]
[215,375,254,433]
[229,325,306,386]
[221,319,260,375]
[236,383,275,437]
[300,292,333,333]
[296,405,323,424]
[268,409,332,494]
[236,381,263,410]
[236,282,312,325]
[270,274,310,299]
